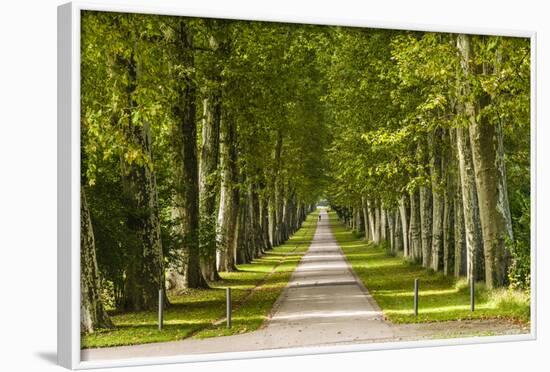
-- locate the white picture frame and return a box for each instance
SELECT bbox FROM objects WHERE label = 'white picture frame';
[57,1,537,369]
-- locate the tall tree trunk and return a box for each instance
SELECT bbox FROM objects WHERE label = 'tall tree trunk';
[357,205,369,235]
[288,197,296,235]
[118,44,166,309]
[200,27,226,281]
[442,191,454,275]
[260,193,272,251]
[361,196,370,241]
[493,46,515,243]
[297,202,304,230]
[199,92,222,282]
[442,132,455,276]
[236,181,249,264]
[375,205,381,242]
[281,194,290,242]
[380,207,387,242]
[120,120,166,308]
[217,113,239,272]
[496,122,514,240]
[285,193,293,239]
[457,34,513,288]
[454,189,467,277]
[251,184,264,258]
[419,186,432,268]
[350,207,356,231]
[399,195,409,256]
[409,190,422,262]
[81,187,113,333]
[169,20,208,289]
[274,132,284,247]
[387,210,395,254]
[268,193,277,247]
[367,200,378,243]
[449,127,467,277]
[356,207,363,233]
[430,129,444,272]
[394,209,403,253]
[456,124,484,282]
[442,181,455,276]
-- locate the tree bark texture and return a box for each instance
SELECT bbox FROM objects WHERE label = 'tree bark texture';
[430,130,444,271]
[399,195,409,256]
[119,45,166,309]
[199,93,222,282]
[217,114,239,272]
[169,20,208,289]
[419,186,433,268]
[458,34,512,287]
[456,124,484,282]
[81,187,113,333]
[409,190,422,262]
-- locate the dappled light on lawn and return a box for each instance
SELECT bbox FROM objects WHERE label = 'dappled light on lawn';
[330,213,530,324]
[82,213,318,348]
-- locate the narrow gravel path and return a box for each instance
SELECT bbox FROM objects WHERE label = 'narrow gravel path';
[82,210,525,361]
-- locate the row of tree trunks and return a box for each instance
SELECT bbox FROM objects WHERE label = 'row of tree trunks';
[333,36,515,290]
[233,183,306,266]
[167,19,316,289]
[347,124,503,284]
[191,24,312,281]
[81,18,314,333]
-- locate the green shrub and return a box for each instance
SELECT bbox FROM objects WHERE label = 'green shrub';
[507,194,530,290]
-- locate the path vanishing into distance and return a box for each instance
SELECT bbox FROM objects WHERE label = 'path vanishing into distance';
[82,210,524,361]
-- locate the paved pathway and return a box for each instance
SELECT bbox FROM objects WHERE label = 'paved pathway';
[261,209,393,347]
[82,210,394,361]
[81,210,527,361]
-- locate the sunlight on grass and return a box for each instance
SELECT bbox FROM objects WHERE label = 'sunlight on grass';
[375,288,459,297]
[82,212,318,348]
[329,212,530,325]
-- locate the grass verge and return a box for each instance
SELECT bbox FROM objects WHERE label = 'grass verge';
[82,212,317,348]
[329,212,530,324]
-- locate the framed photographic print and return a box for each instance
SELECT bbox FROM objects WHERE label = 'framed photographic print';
[58,1,536,369]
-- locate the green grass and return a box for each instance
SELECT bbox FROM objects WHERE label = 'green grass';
[329,212,530,324]
[82,212,317,348]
